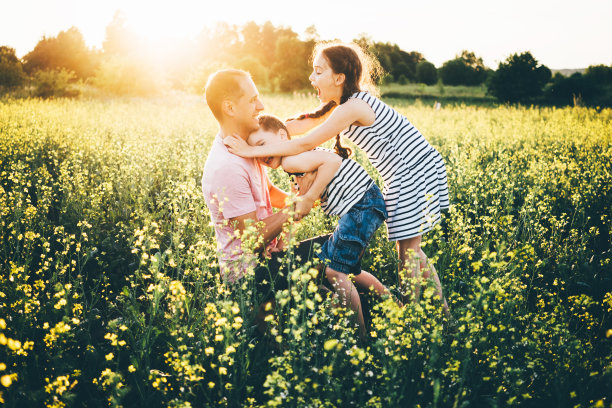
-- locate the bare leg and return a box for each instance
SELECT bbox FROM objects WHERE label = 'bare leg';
[397,237,449,316]
[353,271,401,306]
[325,267,366,338]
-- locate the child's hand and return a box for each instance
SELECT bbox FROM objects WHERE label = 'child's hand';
[223,135,253,157]
[295,195,316,219]
[293,171,317,196]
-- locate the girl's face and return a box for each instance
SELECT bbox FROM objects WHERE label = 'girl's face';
[309,52,344,104]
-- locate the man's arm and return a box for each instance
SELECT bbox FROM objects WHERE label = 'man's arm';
[229,210,290,253]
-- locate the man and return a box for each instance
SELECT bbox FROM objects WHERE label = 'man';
[201,69,327,289]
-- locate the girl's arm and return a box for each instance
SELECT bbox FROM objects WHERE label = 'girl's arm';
[281,150,342,217]
[224,98,374,158]
[285,102,336,136]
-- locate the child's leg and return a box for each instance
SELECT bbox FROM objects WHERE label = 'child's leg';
[352,271,400,305]
[325,267,366,338]
[397,237,449,315]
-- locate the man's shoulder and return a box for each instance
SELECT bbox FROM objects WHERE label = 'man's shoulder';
[203,141,261,187]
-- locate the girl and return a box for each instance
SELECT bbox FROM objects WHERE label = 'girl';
[249,114,396,337]
[225,42,450,313]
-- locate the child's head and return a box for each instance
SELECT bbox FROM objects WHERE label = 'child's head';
[247,114,289,169]
[311,42,382,104]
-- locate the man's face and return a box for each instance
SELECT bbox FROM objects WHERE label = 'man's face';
[247,128,286,169]
[231,77,264,134]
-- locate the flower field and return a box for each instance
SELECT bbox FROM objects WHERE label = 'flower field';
[1,94,611,407]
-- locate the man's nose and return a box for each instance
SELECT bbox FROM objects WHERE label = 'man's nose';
[256,99,264,111]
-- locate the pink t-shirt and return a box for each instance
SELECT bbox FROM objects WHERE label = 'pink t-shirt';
[202,134,276,282]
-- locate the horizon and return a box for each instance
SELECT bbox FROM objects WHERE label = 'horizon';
[2,0,612,70]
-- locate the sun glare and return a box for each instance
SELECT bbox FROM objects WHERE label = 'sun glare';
[124,3,210,42]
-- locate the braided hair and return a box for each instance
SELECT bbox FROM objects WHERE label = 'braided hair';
[291,42,383,160]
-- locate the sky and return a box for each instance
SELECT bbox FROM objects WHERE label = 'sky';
[2,0,611,69]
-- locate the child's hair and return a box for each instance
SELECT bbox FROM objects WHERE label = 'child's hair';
[291,41,383,160]
[258,114,290,138]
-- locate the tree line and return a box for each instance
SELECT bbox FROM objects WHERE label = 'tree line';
[1,14,611,106]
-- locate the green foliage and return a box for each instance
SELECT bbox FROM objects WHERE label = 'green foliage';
[0,46,26,90]
[32,68,79,98]
[23,27,99,79]
[91,56,163,97]
[544,72,604,106]
[487,51,552,104]
[584,64,612,85]
[0,96,610,407]
[416,61,438,85]
[272,36,312,92]
[439,51,488,86]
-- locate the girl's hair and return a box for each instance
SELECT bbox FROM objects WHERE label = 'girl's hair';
[292,41,383,160]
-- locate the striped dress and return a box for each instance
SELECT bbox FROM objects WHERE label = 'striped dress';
[341,91,450,240]
[289,148,374,218]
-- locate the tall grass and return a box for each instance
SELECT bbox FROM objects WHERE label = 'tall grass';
[0,95,610,407]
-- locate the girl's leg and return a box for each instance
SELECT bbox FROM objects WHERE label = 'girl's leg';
[325,266,366,338]
[397,237,449,315]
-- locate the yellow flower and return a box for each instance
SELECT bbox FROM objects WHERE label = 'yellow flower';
[323,339,338,351]
[1,375,11,387]
[105,353,114,361]
[128,365,136,373]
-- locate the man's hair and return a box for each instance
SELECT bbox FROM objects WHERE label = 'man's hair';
[258,114,291,139]
[204,69,251,121]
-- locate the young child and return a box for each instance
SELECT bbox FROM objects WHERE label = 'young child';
[226,42,450,314]
[249,114,394,337]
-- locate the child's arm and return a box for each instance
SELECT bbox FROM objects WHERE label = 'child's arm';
[281,150,342,217]
[285,103,336,136]
[224,98,374,158]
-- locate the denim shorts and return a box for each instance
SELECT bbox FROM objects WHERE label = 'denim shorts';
[317,183,388,275]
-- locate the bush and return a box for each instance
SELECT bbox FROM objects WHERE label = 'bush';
[0,46,26,91]
[544,73,602,106]
[439,51,488,86]
[487,51,551,104]
[416,61,438,85]
[184,61,229,95]
[397,74,409,85]
[91,56,163,96]
[32,68,80,98]
[235,56,269,90]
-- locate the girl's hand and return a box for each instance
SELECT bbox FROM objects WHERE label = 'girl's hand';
[223,135,254,157]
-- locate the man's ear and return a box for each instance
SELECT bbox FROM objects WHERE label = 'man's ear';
[334,73,346,87]
[222,100,234,118]
[278,128,289,140]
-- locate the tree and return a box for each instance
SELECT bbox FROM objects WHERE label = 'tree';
[23,27,98,78]
[416,61,437,85]
[272,35,311,92]
[487,51,551,103]
[0,46,25,89]
[439,50,487,86]
[544,72,600,106]
[584,64,612,85]
[102,11,139,57]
